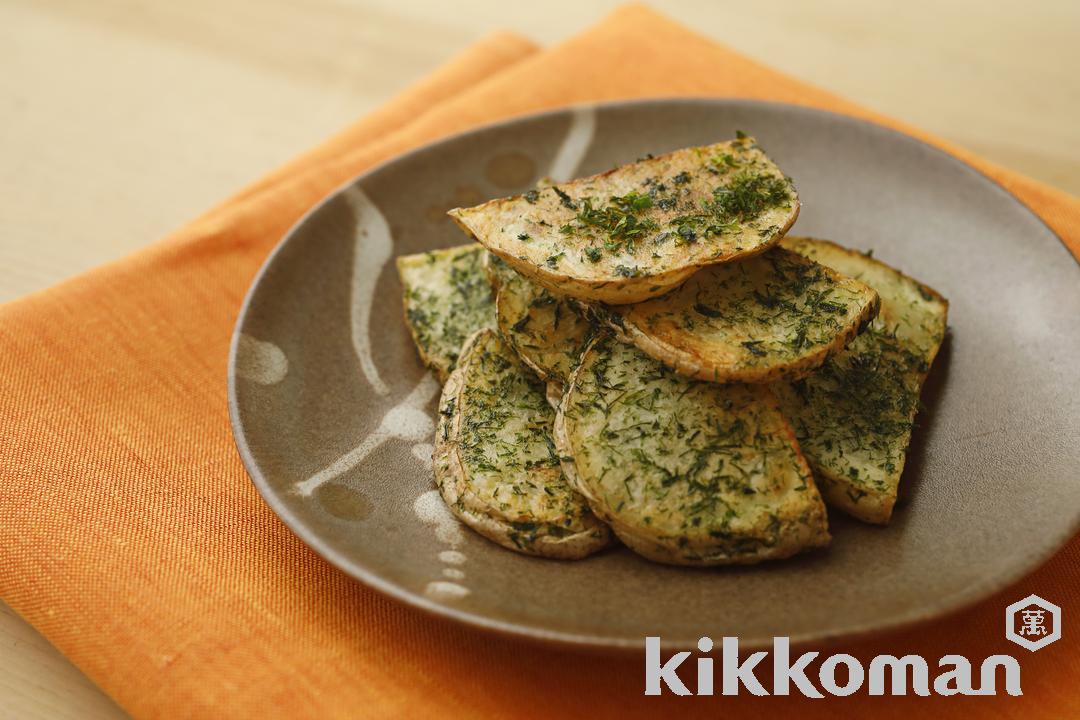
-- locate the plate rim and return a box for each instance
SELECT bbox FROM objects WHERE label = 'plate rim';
[228,97,1079,651]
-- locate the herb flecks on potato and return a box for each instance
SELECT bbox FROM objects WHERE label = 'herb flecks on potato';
[555,334,830,565]
[601,246,880,384]
[450,136,799,304]
[773,237,948,524]
[435,329,611,558]
[397,243,495,380]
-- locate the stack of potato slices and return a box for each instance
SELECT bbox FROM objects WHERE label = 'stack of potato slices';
[398,135,947,565]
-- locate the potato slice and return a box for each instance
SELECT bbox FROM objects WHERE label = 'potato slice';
[481,250,518,292]
[599,246,880,384]
[773,238,948,524]
[397,243,495,381]
[434,329,612,559]
[554,334,830,566]
[495,264,594,384]
[450,136,799,304]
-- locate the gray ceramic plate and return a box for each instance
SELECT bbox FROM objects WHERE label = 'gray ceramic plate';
[229,99,1080,650]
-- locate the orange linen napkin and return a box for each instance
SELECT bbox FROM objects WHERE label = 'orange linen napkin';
[2,6,1078,719]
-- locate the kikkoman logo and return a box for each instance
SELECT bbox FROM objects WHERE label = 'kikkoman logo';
[644,637,1022,697]
[645,594,1061,697]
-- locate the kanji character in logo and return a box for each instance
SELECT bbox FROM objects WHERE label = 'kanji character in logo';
[1019,608,1047,637]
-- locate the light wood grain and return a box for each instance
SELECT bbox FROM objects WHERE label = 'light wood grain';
[1,1,1077,717]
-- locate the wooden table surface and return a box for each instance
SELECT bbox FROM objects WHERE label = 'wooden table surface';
[1,0,1077,717]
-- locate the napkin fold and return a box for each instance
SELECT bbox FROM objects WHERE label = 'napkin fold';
[2,6,1077,719]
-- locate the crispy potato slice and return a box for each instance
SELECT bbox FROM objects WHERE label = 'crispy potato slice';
[773,237,948,524]
[599,246,880,384]
[481,250,518,292]
[555,334,830,566]
[397,243,495,381]
[449,136,799,304]
[434,329,612,559]
[495,265,594,384]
